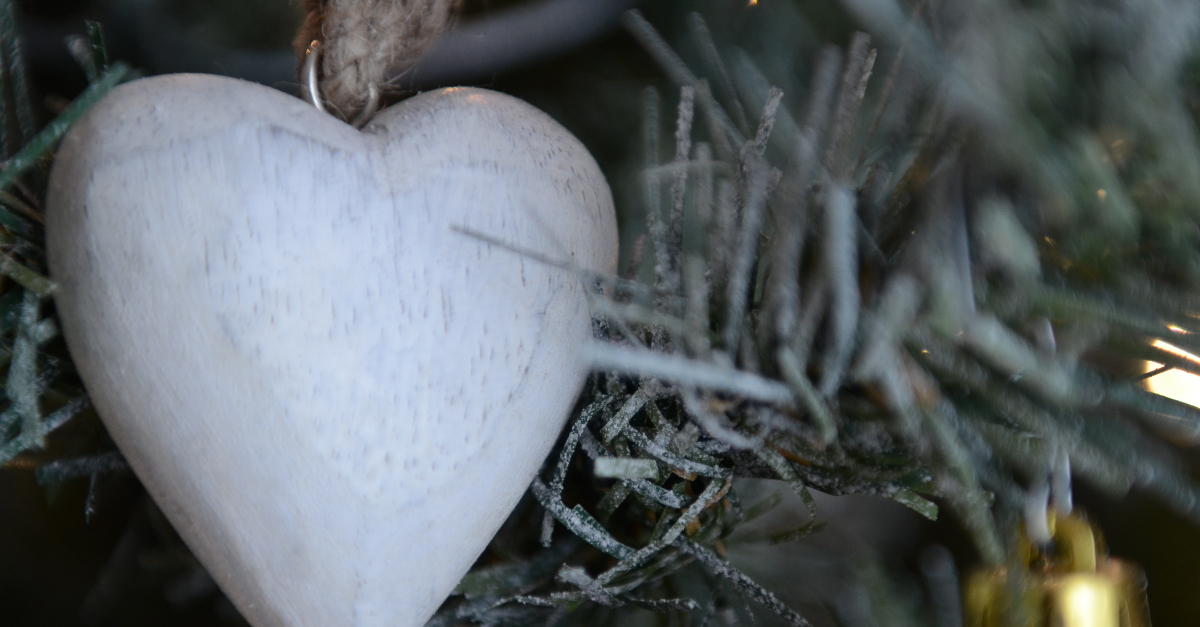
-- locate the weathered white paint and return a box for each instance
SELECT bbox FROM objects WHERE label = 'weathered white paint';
[47,74,617,627]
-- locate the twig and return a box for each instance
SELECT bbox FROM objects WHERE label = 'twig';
[855,0,930,169]
[817,185,861,397]
[0,0,34,147]
[0,64,130,194]
[763,45,842,344]
[667,85,695,298]
[585,343,793,405]
[678,539,813,627]
[824,32,874,178]
[686,12,749,132]
[721,160,771,353]
[623,10,744,149]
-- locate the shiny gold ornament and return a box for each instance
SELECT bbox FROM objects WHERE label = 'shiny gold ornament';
[963,511,1151,627]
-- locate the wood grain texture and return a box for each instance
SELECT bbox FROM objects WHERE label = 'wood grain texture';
[46,74,617,627]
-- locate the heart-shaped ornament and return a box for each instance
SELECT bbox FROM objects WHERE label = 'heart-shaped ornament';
[47,74,617,627]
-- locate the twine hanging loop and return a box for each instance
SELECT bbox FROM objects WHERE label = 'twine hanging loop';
[296,0,459,123]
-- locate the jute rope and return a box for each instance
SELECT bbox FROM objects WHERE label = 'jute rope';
[295,0,460,123]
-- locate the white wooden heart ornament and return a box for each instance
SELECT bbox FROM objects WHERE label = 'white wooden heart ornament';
[46,74,617,627]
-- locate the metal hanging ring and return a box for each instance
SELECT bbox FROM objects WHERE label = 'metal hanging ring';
[305,39,378,128]
[304,40,327,114]
[351,83,381,129]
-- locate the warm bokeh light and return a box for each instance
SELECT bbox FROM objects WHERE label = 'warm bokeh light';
[1056,575,1119,627]
[1145,339,1200,408]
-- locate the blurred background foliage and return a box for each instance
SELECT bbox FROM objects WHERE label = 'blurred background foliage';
[7,1,1200,626]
